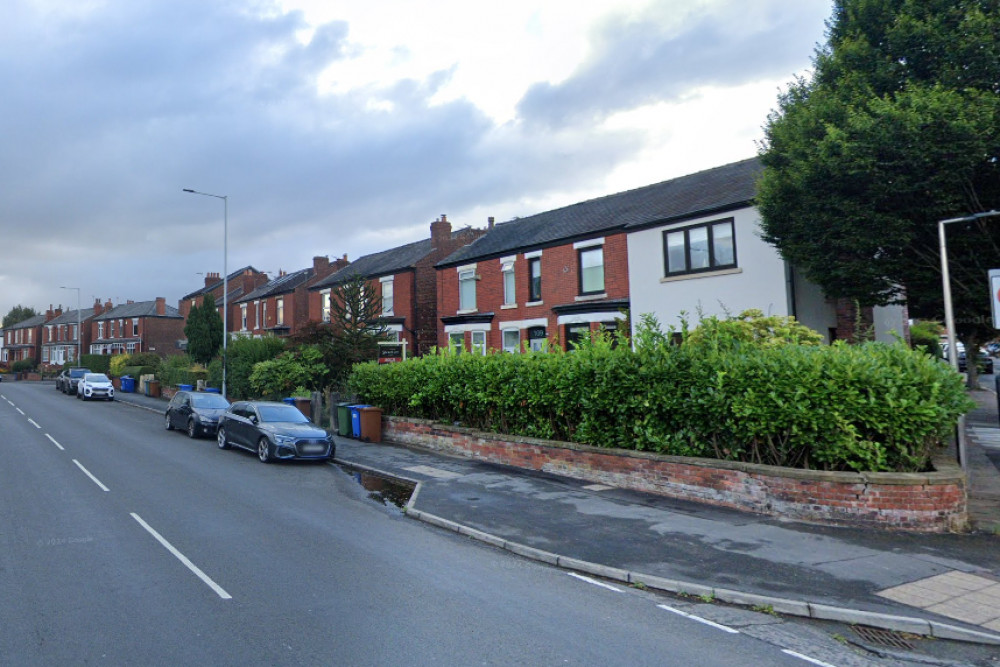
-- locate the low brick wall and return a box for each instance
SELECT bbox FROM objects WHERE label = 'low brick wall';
[383,416,968,532]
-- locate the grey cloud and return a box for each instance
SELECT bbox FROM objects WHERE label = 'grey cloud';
[516,1,830,128]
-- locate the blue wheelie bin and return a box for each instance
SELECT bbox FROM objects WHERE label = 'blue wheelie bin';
[350,405,371,439]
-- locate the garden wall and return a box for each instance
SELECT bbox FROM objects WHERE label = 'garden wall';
[383,416,968,532]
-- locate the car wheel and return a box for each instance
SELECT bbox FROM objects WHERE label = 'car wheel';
[187,420,198,439]
[165,414,173,431]
[258,437,273,463]
[217,428,230,450]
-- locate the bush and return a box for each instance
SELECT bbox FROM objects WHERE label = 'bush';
[909,320,942,358]
[225,335,287,399]
[109,354,132,377]
[80,354,110,373]
[348,314,973,473]
[12,358,36,373]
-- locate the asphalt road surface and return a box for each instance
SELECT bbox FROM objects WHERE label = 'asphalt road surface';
[0,381,962,666]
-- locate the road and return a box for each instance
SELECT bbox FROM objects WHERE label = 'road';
[0,381,946,666]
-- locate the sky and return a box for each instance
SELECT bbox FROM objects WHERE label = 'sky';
[0,0,832,321]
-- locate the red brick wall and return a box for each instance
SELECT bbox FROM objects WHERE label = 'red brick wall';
[382,416,968,532]
[141,317,186,357]
[437,232,630,350]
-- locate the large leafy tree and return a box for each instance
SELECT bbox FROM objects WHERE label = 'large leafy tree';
[184,293,224,365]
[3,305,38,328]
[758,0,1000,368]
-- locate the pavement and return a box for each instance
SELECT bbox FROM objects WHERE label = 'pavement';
[113,387,1000,647]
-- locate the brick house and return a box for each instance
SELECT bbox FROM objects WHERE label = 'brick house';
[436,199,633,354]
[41,306,97,366]
[4,313,47,364]
[89,297,185,357]
[309,216,485,356]
[179,266,269,338]
[234,255,349,338]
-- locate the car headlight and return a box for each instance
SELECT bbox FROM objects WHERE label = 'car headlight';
[273,434,297,445]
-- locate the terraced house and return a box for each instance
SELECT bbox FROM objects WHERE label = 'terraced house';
[41,306,96,366]
[89,298,185,357]
[309,215,485,356]
[4,313,46,364]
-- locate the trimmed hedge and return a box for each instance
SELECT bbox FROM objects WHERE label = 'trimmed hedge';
[348,336,973,473]
[80,354,110,373]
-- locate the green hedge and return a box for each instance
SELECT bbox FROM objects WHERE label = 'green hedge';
[120,365,156,380]
[80,354,110,373]
[348,338,972,473]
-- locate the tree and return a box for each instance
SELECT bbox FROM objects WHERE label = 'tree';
[290,274,388,391]
[3,305,38,328]
[184,293,224,365]
[757,0,1000,383]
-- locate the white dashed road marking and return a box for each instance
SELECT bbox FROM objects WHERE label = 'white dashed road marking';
[782,649,840,667]
[657,604,739,633]
[45,434,65,451]
[131,513,232,600]
[72,460,110,492]
[567,572,623,592]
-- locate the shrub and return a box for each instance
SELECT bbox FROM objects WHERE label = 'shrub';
[109,354,132,377]
[225,335,287,399]
[80,354,110,373]
[348,314,973,473]
[12,358,36,373]
[909,320,942,357]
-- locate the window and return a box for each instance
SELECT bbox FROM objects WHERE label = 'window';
[240,304,248,330]
[528,257,542,302]
[255,301,260,329]
[72,324,78,341]
[276,298,284,326]
[42,347,49,363]
[383,330,400,343]
[663,219,737,276]
[449,332,464,353]
[262,302,268,327]
[527,326,547,352]
[566,324,591,350]
[501,260,516,306]
[97,322,104,339]
[471,331,487,356]
[381,279,394,315]
[502,329,520,353]
[132,319,139,336]
[459,269,477,311]
[578,246,604,295]
[321,292,331,322]
[126,342,137,353]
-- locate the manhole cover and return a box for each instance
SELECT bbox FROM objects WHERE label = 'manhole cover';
[852,625,916,650]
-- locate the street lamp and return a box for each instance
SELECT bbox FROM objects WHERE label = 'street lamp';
[183,188,228,397]
[938,209,1000,471]
[59,286,81,365]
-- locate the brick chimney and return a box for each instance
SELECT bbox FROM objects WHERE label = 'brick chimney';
[94,298,103,316]
[313,255,329,276]
[430,214,451,248]
[155,297,166,316]
[488,216,495,230]
[204,272,220,288]
[104,299,113,313]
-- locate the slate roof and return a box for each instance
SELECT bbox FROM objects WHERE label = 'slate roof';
[181,266,262,300]
[236,268,314,304]
[311,235,452,291]
[439,157,762,267]
[6,314,47,330]
[94,301,182,321]
[45,309,96,326]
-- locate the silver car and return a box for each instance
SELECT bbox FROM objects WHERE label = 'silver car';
[77,373,115,401]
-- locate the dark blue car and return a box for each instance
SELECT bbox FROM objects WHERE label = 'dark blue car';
[217,401,334,463]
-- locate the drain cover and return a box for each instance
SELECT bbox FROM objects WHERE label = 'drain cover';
[852,625,916,650]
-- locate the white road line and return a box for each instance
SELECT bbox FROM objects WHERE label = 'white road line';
[782,649,840,667]
[46,434,65,451]
[657,604,739,633]
[567,572,623,592]
[16,407,25,415]
[130,513,232,600]
[28,418,40,429]
[72,460,110,492]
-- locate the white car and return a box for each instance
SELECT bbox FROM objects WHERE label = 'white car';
[77,373,115,401]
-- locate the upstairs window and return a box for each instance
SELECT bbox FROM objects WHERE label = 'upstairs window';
[321,292,331,323]
[501,260,516,306]
[240,304,248,330]
[132,318,139,336]
[381,278,394,315]
[663,219,737,276]
[276,298,284,326]
[97,322,104,339]
[578,246,604,295]
[458,269,477,311]
[528,257,542,302]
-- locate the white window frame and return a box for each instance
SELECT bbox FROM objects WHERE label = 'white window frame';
[448,332,464,353]
[458,264,477,312]
[380,277,394,316]
[502,329,520,353]
[501,256,516,307]
[276,298,284,326]
[321,291,331,322]
[240,304,248,331]
[471,330,487,356]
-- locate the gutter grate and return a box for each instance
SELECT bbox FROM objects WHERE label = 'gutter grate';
[852,625,916,650]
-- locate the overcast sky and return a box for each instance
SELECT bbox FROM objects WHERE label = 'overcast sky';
[0,0,832,320]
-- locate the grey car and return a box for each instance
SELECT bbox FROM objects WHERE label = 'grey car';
[165,390,231,438]
[216,401,334,463]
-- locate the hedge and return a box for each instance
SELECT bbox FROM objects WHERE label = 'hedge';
[348,334,973,473]
[80,354,111,373]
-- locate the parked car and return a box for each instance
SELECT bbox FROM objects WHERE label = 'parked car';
[57,367,91,394]
[76,373,114,401]
[942,344,994,374]
[217,401,334,463]
[165,390,231,438]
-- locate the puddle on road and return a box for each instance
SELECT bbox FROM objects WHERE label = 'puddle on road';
[338,464,415,509]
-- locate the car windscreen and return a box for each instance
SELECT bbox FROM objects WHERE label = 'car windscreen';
[85,374,110,382]
[257,405,310,423]
[191,393,230,409]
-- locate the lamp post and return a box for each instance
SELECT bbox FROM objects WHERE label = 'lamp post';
[59,286,81,365]
[183,188,228,397]
[938,209,1000,471]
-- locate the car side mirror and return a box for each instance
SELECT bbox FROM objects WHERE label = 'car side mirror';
[250,415,259,424]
